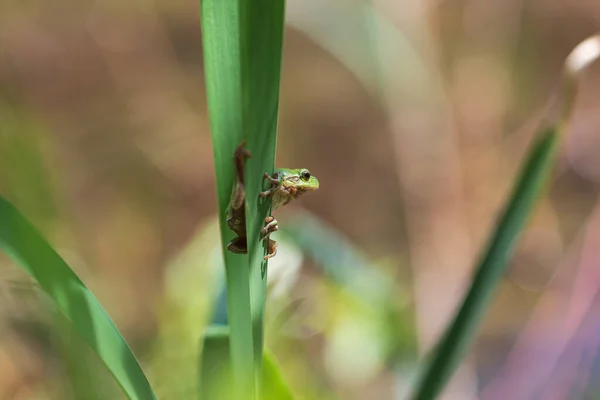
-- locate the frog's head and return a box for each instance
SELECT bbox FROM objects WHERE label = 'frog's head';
[280,168,319,192]
[270,168,319,210]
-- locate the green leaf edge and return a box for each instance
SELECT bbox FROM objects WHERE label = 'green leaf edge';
[0,196,157,400]
[410,128,559,400]
[200,0,255,396]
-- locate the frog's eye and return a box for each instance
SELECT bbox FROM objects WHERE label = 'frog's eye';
[300,170,311,181]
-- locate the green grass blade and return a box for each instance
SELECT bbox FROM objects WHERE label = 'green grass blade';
[200,0,255,397]
[410,128,559,400]
[0,196,156,400]
[201,0,286,396]
[239,0,286,381]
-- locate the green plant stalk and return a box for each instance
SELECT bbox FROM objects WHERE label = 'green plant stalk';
[201,0,287,396]
[239,0,286,386]
[200,0,255,397]
[410,128,559,400]
[0,196,157,400]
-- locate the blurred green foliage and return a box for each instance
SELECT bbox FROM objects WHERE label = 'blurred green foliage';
[0,0,599,399]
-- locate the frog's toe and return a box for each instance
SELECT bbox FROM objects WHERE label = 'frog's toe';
[259,187,277,199]
[263,173,279,185]
[260,216,278,237]
[261,226,279,241]
[263,239,277,260]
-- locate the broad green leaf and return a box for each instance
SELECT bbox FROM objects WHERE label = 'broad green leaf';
[0,196,156,400]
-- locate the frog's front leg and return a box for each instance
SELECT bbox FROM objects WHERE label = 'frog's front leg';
[259,172,280,198]
[260,216,279,260]
[263,172,279,185]
[259,189,274,199]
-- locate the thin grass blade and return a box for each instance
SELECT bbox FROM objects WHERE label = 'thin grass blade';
[411,32,600,399]
[202,0,296,394]
[410,128,559,400]
[239,0,286,382]
[200,0,255,396]
[0,196,156,400]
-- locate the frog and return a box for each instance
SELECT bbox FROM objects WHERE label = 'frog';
[226,140,319,260]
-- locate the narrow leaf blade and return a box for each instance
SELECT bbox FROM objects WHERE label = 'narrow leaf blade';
[411,128,559,400]
[239,0,286,380]
[200,0,255,397]
[0,196,156,400]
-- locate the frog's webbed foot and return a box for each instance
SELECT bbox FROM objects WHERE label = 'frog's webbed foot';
[261,216,279,260]
[226,236,248,254]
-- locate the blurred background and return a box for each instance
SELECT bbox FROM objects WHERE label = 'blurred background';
[1,0,600,399]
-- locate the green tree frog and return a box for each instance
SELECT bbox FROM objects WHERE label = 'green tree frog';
[226,141,319,260]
